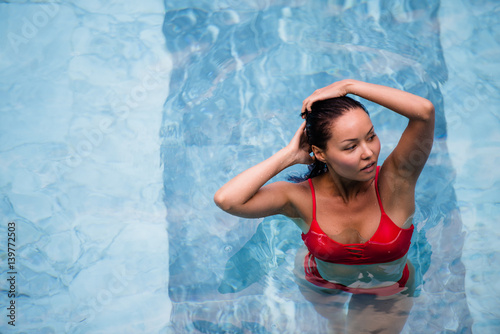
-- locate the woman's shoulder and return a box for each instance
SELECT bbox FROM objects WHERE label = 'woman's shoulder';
[264,179,312,222]
[283,180,312,231]
[271,179,311,194]
[377,163,416,226]
[377,162,415,192]
[260,180,311,210]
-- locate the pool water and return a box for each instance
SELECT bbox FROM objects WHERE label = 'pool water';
[0,0,499,333]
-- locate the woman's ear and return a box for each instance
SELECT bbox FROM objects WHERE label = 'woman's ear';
[311,145,326,163]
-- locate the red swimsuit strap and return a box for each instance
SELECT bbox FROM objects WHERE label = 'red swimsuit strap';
[309,169,384,218]
[374,166,386,214]
[307,178,316,222]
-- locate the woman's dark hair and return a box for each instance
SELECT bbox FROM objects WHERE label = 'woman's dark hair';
[290,96,368,182]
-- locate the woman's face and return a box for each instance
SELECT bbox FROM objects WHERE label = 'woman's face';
[316,107,381,181]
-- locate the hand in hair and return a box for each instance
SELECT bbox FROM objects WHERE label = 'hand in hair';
[301,80,352,115]
[286,121,315,165]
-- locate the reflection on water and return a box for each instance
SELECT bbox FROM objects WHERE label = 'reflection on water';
[219,218,301,294]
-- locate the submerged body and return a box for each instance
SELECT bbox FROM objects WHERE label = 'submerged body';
[299,167,414,293]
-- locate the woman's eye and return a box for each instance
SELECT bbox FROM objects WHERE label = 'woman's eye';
[346,145,356,150]
[368,134,376,141]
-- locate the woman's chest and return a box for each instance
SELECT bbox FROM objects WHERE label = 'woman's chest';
[315,192,381,244]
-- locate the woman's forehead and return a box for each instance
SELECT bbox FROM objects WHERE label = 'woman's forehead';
[330,108,373,140]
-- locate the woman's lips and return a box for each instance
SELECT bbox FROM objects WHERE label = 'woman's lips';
[361,162,376,171]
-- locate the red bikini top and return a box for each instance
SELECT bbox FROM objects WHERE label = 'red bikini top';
[301,167,414,265]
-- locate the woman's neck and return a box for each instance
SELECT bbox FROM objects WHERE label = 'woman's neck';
[320,170,373,204]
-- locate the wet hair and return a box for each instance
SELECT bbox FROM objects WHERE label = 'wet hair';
[290,96,368,182]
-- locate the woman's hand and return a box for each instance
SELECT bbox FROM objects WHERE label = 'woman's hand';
[285,122,315,165]
[301,80,352,115]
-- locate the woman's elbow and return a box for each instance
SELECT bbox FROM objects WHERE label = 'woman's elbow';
[213,191,233,212]
[421,100,435,122]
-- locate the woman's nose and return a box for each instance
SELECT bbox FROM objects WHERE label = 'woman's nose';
[361,143,373,159]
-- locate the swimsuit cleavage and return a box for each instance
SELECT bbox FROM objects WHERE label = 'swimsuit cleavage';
[301,167,414,295]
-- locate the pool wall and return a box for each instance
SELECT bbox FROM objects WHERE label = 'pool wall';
[0,1,172,332]
[440,0,500,331]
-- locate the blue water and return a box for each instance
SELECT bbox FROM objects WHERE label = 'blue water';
[0,0,499,333]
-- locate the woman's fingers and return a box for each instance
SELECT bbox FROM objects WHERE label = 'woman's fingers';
[302,89,328,114]
[288,121,313,165]
[301,97,314,115]
[289,121,306,147]
[295,121,306,136]
[301,82,349,115]
[301,100,308,115]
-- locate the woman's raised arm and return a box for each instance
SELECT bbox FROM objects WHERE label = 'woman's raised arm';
[303,79,435,182]
[214,122,313,218]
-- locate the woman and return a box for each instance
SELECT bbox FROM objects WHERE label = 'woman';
[214,79,434,333]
